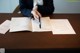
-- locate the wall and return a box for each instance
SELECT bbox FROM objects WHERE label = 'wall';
[0,0,19,13]
[0,0,10,13]
[0,0,80,13]
[54,0,80,13]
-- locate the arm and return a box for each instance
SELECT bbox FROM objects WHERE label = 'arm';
[19,0,32,17]
[37,0,55,15]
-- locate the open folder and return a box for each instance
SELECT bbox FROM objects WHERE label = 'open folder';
[9,17,51,32]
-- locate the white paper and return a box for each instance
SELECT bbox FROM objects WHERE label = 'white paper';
[0,48,5,53]
[51,19,76,34]
[10,17,32,32]
[32,17,52,32]
[0,20,10,34]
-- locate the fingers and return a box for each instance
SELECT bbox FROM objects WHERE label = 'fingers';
[31,10,39,19]
[33,14,39,19]
[31,10,42,19]
[36,11,42,18]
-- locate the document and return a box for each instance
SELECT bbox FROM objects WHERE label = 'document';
[10,17,51,32]
[32,17,51,32]
[10,17,32,32]
[0,20,10,34]
[51,19,76,34]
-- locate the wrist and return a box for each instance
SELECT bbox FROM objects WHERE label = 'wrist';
[33,6,38,11]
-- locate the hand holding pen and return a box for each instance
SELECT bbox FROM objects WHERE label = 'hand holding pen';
[31,10,42,28]
[31,10,42,19]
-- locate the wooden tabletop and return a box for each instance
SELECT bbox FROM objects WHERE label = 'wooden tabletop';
[0,13,80,49]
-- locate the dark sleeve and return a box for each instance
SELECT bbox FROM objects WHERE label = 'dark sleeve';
[19,0,32,17]
[38,0,55,15]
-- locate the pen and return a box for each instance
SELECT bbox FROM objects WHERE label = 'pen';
[31,14,41,28]
[39,16,41,28]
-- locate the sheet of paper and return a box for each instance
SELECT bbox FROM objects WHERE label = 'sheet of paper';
[0,20,10,34]
[51,19,76,34]
[0,48,5,53]
[32,17,52,32]
[10,17,32,32]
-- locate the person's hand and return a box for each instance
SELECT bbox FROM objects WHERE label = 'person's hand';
[31,6,42,19]
[31,10,42,19]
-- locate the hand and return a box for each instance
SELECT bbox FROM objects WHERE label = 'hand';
[31,6,42,19]
[31,10,42,19]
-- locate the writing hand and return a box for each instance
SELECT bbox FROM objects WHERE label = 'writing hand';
[31,10,42,19]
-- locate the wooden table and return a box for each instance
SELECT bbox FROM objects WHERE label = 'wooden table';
[0,13,80,49]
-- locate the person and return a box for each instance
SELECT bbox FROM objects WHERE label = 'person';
[19,0,54,19]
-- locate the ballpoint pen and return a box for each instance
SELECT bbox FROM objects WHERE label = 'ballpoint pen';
[39,16,41,28]
[31,14,41,28]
